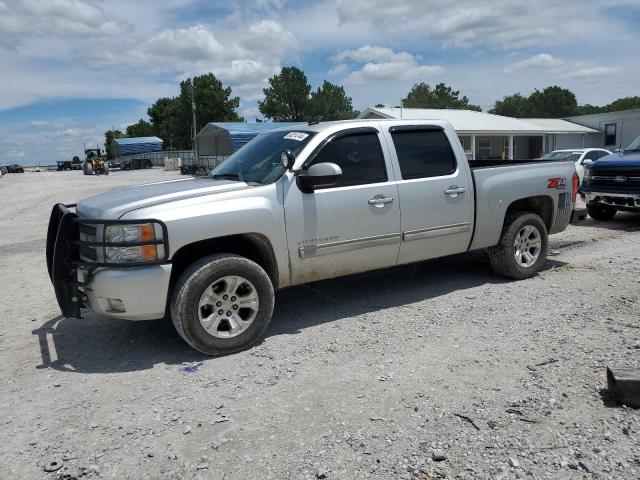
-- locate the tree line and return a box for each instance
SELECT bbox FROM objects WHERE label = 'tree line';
[105,66,639,157]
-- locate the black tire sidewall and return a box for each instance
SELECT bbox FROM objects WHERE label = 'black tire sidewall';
[505,213,548,277]
[587,202,616,221]
[171,254,274,355]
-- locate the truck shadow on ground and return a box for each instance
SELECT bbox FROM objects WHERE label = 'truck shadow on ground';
[575,211,640,232]
[33,251,566,374]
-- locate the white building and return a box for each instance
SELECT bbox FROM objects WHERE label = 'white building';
[358,107,600,159]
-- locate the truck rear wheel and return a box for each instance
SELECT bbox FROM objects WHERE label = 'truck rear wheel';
[586,203,616,221]
[488,211,548,280]
[170,254,275,355]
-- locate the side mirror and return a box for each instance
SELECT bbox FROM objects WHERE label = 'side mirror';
[296,162,342,193]
[581,159,593,165]
[281,150,295,171]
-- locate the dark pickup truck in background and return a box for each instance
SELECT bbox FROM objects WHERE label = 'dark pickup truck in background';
[581,134,640,220]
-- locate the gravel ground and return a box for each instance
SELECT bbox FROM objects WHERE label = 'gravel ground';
[1,169,639,480]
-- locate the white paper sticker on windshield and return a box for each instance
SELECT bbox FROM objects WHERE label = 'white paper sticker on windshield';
[284,132,309,141]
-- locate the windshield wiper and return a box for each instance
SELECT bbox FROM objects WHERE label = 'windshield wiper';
[211,172,243,181]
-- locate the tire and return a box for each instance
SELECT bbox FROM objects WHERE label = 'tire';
[587,202,616,221]
[488,211,548,280]
[83,163,93,175]
[170,254,275,355]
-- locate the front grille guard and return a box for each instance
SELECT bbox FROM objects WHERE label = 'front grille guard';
[46,203,170,318]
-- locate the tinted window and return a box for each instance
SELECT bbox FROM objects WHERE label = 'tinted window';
[605,123,616,146]
[309,132,387,188]
[391,129,457,179]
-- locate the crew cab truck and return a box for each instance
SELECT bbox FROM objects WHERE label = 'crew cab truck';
[581,134,640,220]
[47,120,582,355]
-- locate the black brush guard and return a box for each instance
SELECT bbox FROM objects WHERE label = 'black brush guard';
[46,204,169,319]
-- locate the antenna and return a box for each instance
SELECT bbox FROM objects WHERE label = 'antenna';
[191,79,198,161]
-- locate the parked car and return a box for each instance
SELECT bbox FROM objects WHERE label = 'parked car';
[540,148,611,184]
[580,135,640,220]
[121,158,153,170]
[57,161,82,171]
[6,164,25,173]
[0,166,6,178]
[47,120,582,355]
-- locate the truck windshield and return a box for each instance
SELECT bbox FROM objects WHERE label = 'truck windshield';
[625,135,640,151]
[209,130,316,184]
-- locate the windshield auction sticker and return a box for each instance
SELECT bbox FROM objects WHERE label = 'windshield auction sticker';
[284,132,309,141]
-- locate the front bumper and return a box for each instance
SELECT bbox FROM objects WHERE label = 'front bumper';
[46,203,171,321]
[582,191,640,210]
[78,265,172,320]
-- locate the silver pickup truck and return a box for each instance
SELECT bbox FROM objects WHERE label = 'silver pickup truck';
[47,120,583,355]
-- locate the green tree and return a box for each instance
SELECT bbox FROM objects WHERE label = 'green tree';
[402,82,481,111]
[258,66,311,121]
[607,96,640,112]
[575,104,607,115]
[374,103,385,108]
[125,119,154,137]
[306,81,357,121]
[146,74,241,149]
[525,86,578,118]
[175,74,242,148]
[148,97,181,150]
[489,93,529,117]
[104,129,124,159]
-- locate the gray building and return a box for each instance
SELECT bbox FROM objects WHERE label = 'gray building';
[565,109,640,150]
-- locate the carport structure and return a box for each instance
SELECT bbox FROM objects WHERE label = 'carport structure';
[358,107,599,159]
[195,122,306,156]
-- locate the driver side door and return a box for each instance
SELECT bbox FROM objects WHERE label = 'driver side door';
[283,127,401,285]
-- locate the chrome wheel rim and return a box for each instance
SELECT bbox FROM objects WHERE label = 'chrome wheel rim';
[514,225,542,268]
[197,275,260,338]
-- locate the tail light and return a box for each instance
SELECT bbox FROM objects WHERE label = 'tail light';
[571,172,579,203]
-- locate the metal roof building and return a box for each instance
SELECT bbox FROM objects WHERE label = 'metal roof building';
[358,107,599,159]
[196,122,306,156]
[113,136,163,156]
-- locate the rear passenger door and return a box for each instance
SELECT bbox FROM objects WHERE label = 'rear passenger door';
[384,126,474,264]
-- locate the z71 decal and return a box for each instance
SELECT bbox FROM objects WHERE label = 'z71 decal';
[547,177,567,190]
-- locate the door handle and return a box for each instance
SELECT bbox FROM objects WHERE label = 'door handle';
[368,195,394,207]
[444,186,466,197]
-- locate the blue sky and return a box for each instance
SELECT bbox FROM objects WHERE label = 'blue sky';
[0,0,639,165]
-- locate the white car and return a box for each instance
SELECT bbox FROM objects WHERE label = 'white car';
[540,148,611,184]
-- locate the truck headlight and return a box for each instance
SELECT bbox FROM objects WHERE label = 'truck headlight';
[104,223,162,263]
[583,169,592,185]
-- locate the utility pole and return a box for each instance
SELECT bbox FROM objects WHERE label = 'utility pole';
[191,79,198,162]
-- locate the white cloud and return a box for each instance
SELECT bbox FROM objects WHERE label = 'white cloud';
[328,63,348,76]
[563,66,620,79]
[331,0,618,50]
[0,0,128,49]
[333,46,443,84]
[30,120,50,127]
[504,53,564,73]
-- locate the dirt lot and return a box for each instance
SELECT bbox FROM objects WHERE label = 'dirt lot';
[1,169,639,480]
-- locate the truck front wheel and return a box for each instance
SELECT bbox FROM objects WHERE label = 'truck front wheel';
[488,211,548,280]
[170,254,275,355]
[586,202,616,221]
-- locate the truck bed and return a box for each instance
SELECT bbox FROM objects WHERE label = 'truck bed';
[468,159,576,251]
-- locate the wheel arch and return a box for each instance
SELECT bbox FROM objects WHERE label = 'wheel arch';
[169,233,279,292]
[504,195,554,232]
